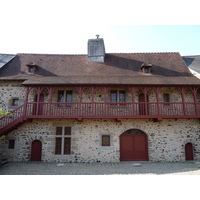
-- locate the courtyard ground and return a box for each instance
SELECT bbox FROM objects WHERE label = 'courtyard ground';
[1,161,200,175]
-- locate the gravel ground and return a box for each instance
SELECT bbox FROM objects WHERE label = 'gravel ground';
[1,161,200,175]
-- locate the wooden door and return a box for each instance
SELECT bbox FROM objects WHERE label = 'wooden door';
[31,140,42,161]
[139,94,145,115]
[139,94,148,115]
[33,93,44,115]
[185,143,194,161]
[120,129,148,161]
[38,93,44,115]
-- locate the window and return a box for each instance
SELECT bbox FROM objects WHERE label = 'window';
[8,140,15,149]
[57,90,73,103]
[110,90,125,102]
[163,93,170,102]
[66,91,72,102]
[55,127,71,155]
[141,63,152,74]
[26,62,37,74]
[119,91,125,102]
[102,135,110,146]
[111,90,117,102]
[144,67,150,74]
[12,98,19,106]
[58,91,64,102]
[28,67,34,73]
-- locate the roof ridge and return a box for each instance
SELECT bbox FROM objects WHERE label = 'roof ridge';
[108,52,180,55]
[0,53,16,56]
[16,52,181,56]
[182,55,200,57]
[17,53,87,56]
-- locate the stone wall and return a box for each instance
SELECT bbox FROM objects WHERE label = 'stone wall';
[2,118,200,163]
[0,81,25,111]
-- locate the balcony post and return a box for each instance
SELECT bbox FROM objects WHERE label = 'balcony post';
[36,87,42,116]
[178,87,186,116]
[155,87,160,116]
[191,87,198,115]
[141,87,148,115]
[102,87,109,115]
[48,87,56,116]
[76,87,84,118]
[128,87,135,115]
[89,87,96,116]
[23,87,30,119]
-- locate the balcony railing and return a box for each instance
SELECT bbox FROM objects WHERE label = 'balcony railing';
[25,102,200,119]
[0,105,24,129]
[1,101,200,135]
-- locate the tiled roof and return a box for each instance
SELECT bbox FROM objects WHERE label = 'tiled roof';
[1,52,200,85]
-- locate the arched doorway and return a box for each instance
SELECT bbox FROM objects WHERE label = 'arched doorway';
[31,140,42,161]
[120,129,148,161]
[185,143,194,161]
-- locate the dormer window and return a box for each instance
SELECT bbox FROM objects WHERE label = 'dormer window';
[26,62,37,74]
[28,67,34,73]
[141,63,152,74]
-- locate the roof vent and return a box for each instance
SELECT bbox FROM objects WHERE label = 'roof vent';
[141,63,152,74]
[88,35,105,63]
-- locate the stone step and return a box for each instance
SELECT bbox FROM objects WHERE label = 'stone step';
[0,155,9,168]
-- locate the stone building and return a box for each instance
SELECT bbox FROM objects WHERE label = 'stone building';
[1,38,200,163]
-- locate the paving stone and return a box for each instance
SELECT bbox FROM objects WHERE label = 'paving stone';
[0,162,200,175]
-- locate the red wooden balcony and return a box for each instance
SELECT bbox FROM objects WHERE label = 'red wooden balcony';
[1,101,200,135]
[25,101,200,119]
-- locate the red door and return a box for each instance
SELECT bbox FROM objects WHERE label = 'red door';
[185,143,194,161]
[120,129,148,161]
[31,140,42,161]
[38,93,44,115]
[139,94,148,115]
[33,93,44,115]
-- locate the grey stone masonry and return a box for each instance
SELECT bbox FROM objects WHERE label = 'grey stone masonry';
[1,118,200,163]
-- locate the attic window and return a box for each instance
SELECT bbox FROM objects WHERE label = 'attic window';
[141,63,152,74]
[28,67,34,73]
[26,62,37,74]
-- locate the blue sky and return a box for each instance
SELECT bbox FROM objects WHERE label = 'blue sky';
[0,1,200,56]
[103,25,200,56]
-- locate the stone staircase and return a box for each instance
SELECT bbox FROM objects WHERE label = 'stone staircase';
[0,154,9,168]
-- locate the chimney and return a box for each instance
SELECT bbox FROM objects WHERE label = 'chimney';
[88,35,105,63]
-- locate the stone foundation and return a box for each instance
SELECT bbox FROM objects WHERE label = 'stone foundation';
[1,118,200,163]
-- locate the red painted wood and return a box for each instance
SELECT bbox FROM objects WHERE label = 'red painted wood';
[2,85,200,135]
[185,143,194,161]
[24,102,200,119]
[33,93,44,115]
[31,140,42,161]
[139,94,145,115]
[120,130,148,161]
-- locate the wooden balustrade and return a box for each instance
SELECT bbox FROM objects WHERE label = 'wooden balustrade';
[1,101,200,135]
[0,105,24,128]
[25,102,200,118]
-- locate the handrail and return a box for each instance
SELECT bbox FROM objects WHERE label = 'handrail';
[1,101,200,131]
[25,102,200,117]
[0,105,24,129]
